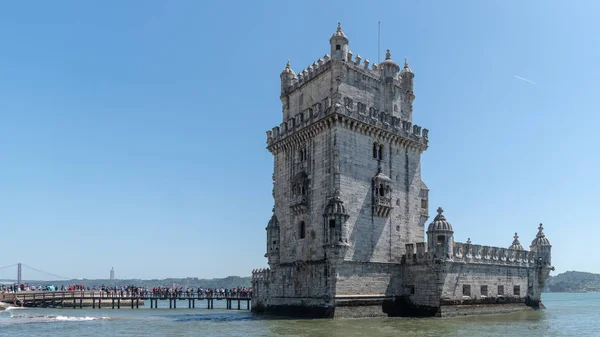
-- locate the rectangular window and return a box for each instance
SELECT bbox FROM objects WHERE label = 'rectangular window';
[463,285,471,297]
[357,102,367,114]
[514,285,520,296]
[344,97,353,109]
[437,235,445,245]
[329,219,336,229]
[421,199,428,209]
[372,143,378,159]
[299,221,306,239]
[498,285,504,296]
[481,285,488,297]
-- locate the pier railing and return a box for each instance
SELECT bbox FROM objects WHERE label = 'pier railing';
[1,291,252,302]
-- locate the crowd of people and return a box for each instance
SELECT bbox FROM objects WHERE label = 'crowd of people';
[1,283,252,298]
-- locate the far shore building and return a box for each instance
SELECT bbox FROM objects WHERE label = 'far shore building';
[110,267,115,280]
[251,23,553,318]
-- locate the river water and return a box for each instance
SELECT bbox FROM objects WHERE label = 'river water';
[0,293,597,336]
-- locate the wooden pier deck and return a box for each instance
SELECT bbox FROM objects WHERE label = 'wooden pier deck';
[0,291,252,310]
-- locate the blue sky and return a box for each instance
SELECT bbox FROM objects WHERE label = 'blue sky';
[0,0,598,280]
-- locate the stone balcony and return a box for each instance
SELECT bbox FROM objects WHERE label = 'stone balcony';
[290,195,308,214]
[373,196,392,217]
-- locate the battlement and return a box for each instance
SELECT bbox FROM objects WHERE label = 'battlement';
[284,50,406,95]
[403,241,538,267]
[286,54,331,92]
[252,268,271,280]
[344,51,402,82]
[266,98,428,151]
[452,241,536,265]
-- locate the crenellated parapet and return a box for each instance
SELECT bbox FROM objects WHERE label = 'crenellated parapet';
[403,242,431,264]
[403,240,538,267]
[251,268,271,301]
[252,268,271,281]
[452,241,536,266]
[284,54,332,93]
[266,98,428,153]
[281,46,408,95]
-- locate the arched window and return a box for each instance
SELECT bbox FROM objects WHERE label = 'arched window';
[300,185,306,196]
[298,148,307,162]
[299,221,306,239]
[372,142,378,159]
[379,184,385,197]
[378,145,384,160]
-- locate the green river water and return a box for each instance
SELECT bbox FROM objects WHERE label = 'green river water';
[0,293,597,336]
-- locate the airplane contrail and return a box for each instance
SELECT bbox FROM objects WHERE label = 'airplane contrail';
[513,75,537,84]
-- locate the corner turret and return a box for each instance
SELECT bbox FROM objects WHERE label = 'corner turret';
[426,207,454,260]
[380,49,400,82]
[400,58,414,89]
[530,223,552,267]
[280,60,296,93]
[330,22,349,61]
[265,211,280,266]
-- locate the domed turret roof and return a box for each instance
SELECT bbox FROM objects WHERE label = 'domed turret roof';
[427,207,453,232]
[380,49,399,68]
[280,60,296,78]
[401,58,413,74]
[330,22,348,42]
[508,232,524,250]
[531,223,551,246]
[324,190,348,216]
[267,213,279,228]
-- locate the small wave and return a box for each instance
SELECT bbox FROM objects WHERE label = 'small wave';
[4,307,25,311]
[55,316,109,321]
[10,312,110,322]
[172,313,255,323]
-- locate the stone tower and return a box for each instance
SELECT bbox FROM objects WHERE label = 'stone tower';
[253,23,552,318]
[256,23,429,316]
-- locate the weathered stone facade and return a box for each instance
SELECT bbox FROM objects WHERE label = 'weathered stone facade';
[252,23,553,318]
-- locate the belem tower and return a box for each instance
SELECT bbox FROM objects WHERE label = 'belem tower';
[252,23,553,318]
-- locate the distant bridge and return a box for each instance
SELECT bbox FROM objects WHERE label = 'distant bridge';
[1,291,252,310]
[0,262,72,285]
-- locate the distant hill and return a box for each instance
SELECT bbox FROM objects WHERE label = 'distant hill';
[0,276,252,289]
[545,271,600,292]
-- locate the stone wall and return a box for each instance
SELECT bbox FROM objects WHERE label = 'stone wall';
[252,263,333,315]
[335,261,399,296]
[336,125,427,262]
[272,129,333,264]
